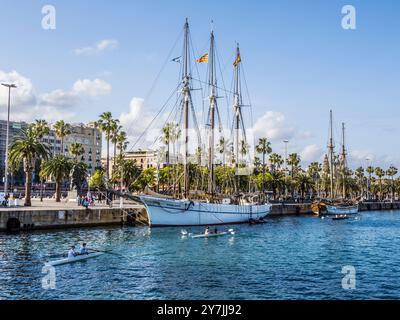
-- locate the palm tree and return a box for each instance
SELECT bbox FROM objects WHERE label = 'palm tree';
[97,112,116,179]
[269,153,284,172]
[31,120,50,139]
[375,167,385,200]
[366,166,374,200]
[256,138,272,194]
[117,131,128,156]
[69,142,85,160]
[386,165,398,201]
[161,123,174,166]
[240,140,249,163]
[8,127,50,206]
[287,153,301,197]
[110,122,121,169]
[287,153,301,178]
[308,162,322,197]
[355,167,365,197]
[53,120,71,155]
[40,155,73,202]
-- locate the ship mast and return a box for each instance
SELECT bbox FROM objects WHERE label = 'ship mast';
[341,122,347,199]
[233,44,242,193]
[207,30,217,195]
[329,110,335,199]
[182,18,190,198]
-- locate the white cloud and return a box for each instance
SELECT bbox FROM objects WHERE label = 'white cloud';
[73,39,118,56]
[0,70,111,122]
[72,79,111,96]
[300,144,324,164]
[0,70,36,107]
[119,97,155,146]
[250,111,295,142]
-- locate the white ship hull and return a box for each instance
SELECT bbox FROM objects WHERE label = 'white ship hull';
[325,204,359,215]
[139,196,272,227]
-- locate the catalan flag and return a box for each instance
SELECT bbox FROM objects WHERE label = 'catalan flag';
[233,53,241,66]
[196,53,209,63]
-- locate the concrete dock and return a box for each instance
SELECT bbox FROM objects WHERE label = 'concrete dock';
[0,199,148,232]
[1,199,399,232]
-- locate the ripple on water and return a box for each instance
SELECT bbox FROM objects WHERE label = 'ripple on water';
[1,211,400,299]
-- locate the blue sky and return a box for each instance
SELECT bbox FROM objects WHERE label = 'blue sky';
[0,0,399,169]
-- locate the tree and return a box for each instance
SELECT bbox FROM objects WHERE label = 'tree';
[9,127,50,206]
[70,161,88,193]
[366,166,374,200]
[308,162,322,197]
[269,153,284,172]
[89,168,106,189]
[110,122,121,169]
[355,167,365,198]
[40,155,73,202]
[287,153,301,197]
[386,165,398,201]
[69,142,85,160]
[133,167,156,191]
[161,123,175,165]
[375,167,385,200]
[97,112,117,180]
[53,120,71,155]
[31,120,50,139]
[256,138,272,194]
[112,158,141,191]
[287,153,301,178]
[117,131,128,156]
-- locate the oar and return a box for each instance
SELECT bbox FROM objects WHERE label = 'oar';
[88,248,133,259]
[45,253,67,260]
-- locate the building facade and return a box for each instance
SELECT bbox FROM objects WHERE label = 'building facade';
[0,120,102,188]
[43,122,102,174]
[0,120,29,181]
[124,150,160,170]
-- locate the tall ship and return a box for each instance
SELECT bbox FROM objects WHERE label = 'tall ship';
[311,110,359,216]
[136,19,271,227]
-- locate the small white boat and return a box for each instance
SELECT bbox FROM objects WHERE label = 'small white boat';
[45,252,104,266]
[182,229,235,239]
[326,204,359,215]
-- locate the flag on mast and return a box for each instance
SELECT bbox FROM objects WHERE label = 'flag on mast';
[233,52,241,66]
[196,53,209,63]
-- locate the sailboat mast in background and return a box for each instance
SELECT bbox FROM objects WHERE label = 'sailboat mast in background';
[233,44,242,192]
[182,18,191,198]
[207,30,217,195]
[328,110,335,199]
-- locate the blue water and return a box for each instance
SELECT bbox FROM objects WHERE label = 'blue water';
[1,210,400,300]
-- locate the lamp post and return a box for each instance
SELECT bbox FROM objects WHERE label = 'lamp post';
[1,83,17,195]
[283,140,289,199]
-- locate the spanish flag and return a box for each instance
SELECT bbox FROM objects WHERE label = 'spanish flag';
[233,53,241,66]
[196,53,209,63]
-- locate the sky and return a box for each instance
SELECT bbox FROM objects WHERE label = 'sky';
[0,0,399,169]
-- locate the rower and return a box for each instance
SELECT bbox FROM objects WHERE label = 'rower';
[68,246,77,258]
[79,243,89,255]
[204,226,210,235]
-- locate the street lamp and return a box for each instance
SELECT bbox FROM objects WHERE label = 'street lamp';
[1,83,17,195]
[283,140,289,199]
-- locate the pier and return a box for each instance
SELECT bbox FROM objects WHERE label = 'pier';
[0,199,148,232]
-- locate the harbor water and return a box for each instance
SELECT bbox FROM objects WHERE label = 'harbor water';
[1,210,400,300]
